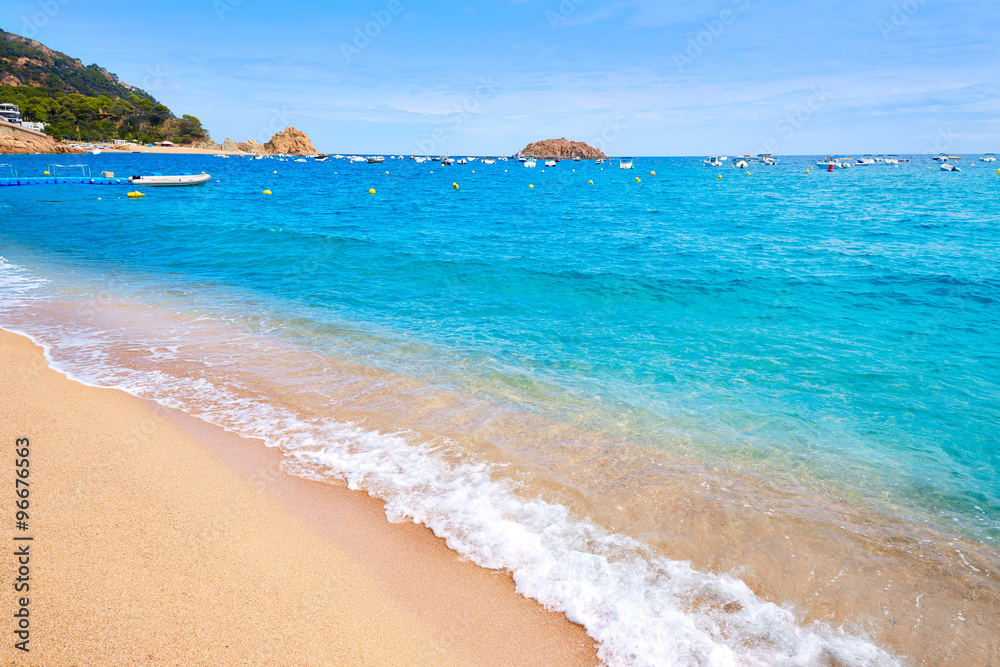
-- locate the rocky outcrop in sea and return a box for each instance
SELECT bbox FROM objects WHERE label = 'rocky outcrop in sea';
[519,138,607,159]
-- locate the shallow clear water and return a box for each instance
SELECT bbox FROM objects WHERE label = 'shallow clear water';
[2,153,999,665]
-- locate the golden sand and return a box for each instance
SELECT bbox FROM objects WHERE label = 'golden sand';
[0,329,596,666]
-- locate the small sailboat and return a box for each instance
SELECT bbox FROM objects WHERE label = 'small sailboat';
[619,158,634,169]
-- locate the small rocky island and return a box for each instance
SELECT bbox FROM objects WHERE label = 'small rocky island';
[216,127,319,155]
[519,138,607,159]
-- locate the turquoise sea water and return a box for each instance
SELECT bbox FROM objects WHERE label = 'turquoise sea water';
[2,153,998,664]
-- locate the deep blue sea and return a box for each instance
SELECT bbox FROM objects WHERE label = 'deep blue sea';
[2,153,998,665]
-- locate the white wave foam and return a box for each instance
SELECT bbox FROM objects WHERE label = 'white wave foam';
[46,362,900,666]
[0,264,902,665]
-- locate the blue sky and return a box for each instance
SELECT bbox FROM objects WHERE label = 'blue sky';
[3,0,998,155]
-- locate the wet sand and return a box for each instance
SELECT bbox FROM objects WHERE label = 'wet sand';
[0,329,596,666]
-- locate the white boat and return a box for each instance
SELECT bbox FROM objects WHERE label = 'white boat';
[367,156,386,164]
[704,156,723,167]
[467,157,477,162]
[619,159,634,169]
[884,155,899,165]
[294,158,308,163]
[816,156,850,168]
[333,155,345,159]
[982,153,997,163]
[442,157,455,165]
[128,173,212,187]
[758,153,777,166]
[855,155,876,166]
[940,160,961,172]
[456,158,468,165]
[734,159,749,169]
[482,159,496,165]
[315,156,329,162]
[544,160,556,167]
[524,159,537,168]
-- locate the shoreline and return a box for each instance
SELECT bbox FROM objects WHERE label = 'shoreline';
[0,328,597,666]
[4,296,999,664]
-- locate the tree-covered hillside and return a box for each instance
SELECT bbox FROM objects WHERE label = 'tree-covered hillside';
[0,29,209,144]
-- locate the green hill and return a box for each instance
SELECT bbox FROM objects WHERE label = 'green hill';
[0,28,209,144]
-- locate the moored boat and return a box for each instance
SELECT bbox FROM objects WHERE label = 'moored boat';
[128,173,212,187]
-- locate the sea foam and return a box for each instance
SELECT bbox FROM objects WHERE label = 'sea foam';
[0,258,901,666]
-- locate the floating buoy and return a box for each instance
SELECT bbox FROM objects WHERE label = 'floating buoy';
[385,171,389,174]
[828,164,834,172]
[273,171,277,174]
[529,184,534,189]
[588,180,593,184]
[262,189,272,195]
[747,171,751,175]
[806,169,810,173]
[650,171,655,176]
[717,175,722,179]
[43,171,49,176]
[472,170,476,173]
[635,177,641,183]
[127,191,144,198]
[369,188,376,194]
[453,182,459,189]
[997,169,1000,175]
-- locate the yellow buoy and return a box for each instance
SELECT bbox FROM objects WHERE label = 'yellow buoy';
[273,171,277,174]
[636,177,641,183]
[806,169,810,173]
[588,180,593,184]
[472,170,476,173]
[747,171,751,175]
[127,191,144,198]
[453,182,459,189]
[369,188,376,194]
[997,169,1000,175]
[718,175,722,179]
[44,171,49,176]
[529,184,534,189]
[262,190,272,195]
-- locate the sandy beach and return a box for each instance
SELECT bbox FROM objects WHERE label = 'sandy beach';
[0,328,596,666]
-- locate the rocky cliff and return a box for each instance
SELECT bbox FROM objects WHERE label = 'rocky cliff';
[264,127,317,155]
[219,137,239,152]
[232,128,318,155]
[0,126,80,153]
[236,138,267,154]
[519,138,606,159]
